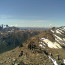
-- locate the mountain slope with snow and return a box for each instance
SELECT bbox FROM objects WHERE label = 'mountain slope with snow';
[0,26,65,65]
[39,26,65,49]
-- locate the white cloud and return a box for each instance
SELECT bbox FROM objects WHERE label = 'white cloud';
[10,19,49,23]
[1,16,7,19]
[31,20,49,23]
[0,15,12,19]
[9,24,19,27]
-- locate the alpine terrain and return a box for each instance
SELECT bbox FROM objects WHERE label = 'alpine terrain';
[0,26,65,65]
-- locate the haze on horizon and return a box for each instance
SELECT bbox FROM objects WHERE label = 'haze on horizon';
[0,0,65,27]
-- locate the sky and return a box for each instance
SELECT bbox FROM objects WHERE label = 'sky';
[0,0,65,27]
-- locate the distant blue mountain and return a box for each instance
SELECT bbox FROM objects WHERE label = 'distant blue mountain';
[18,27,50,30]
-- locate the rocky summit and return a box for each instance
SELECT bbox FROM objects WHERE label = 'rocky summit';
[0,26,65,65]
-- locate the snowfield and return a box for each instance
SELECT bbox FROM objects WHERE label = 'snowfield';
[39,38,62,49]
[43,39,62,49]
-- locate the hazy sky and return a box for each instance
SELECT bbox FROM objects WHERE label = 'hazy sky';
[0,0,65,27]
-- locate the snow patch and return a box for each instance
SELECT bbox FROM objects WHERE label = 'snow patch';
[42,43,45,45]
[48,55,58,65]
[63,38,65,41]
[55,38,61,44]
[51,30,54,33]
[40,38,46,40]
[63,59,65,64]
[39,44,45,48]
[42,38,62,49]
[53,34,62,41]
[58,29,64,33]
[39,44,43,47]
[56,30,62,35]
[62,27,65,31]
